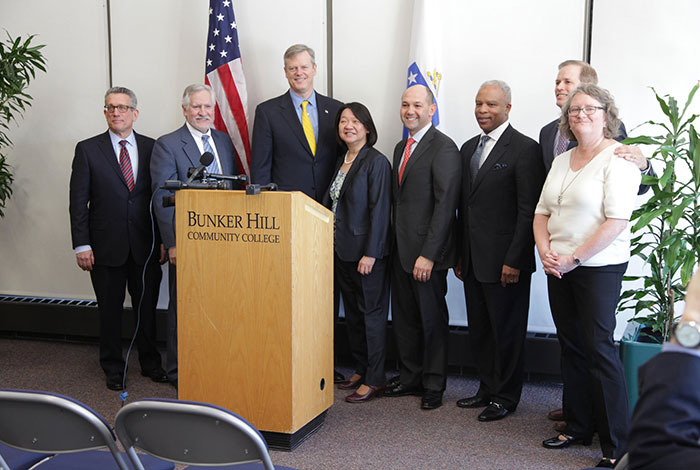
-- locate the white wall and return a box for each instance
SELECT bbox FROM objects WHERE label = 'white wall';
[1,0,698,335]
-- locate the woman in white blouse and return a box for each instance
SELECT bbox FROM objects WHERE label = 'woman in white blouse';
[533,84,640,468]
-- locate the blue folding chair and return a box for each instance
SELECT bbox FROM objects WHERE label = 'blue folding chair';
[0,389,173,470]
[0,442,50,470]
[115,398,300,470]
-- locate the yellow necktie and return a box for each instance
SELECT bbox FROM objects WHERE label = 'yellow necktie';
[301,100,316,156]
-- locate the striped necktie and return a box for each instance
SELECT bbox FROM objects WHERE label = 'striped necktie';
[119,140,135,191]
[301,100,316,156]
[202,135,221,174]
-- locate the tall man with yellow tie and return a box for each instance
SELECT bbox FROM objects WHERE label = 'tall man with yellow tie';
[251,44,343,203]
[251,44,345,383]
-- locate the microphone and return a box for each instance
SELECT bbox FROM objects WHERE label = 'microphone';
[185,152,215,184]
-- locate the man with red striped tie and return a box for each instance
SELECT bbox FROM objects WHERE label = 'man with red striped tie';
[69,87,167,391]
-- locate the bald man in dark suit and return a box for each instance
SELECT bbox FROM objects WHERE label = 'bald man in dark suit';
[383,84,461,410]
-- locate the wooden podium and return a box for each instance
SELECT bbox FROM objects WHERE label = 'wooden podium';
[175,189,334,449]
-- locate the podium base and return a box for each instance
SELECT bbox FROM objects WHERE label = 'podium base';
[261,411,327,451]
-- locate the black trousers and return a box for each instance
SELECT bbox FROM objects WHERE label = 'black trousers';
[166,262,178,383]
[464,265,531,410]
[90,251,162,376]
[335,255,390,386]
[391,254,449,392]
[548,263,629,460]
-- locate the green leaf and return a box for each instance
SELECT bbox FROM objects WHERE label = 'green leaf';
[679,82,700,122]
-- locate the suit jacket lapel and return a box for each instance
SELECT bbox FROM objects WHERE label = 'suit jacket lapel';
[98,131,130,190]
[280,92,313,157]
[134,132,149,191]
[472,125,512,192]
[339,146,369,200]
[317,94,334,151]
[178,125,200,169]
[400,125,435,187]
[211,131,233,175]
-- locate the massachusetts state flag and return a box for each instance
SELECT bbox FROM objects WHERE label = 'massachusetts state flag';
[404,0,442,137]
[205,0,251,177]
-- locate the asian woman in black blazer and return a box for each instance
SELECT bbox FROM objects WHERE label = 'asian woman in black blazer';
[323,102,392,403]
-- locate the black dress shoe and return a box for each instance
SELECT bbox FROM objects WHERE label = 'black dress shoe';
[542,433,593,449]
[141,367,168,383]
[338,375,363,390]
[384,383,423,397]
[386,375,400,388]
[106,373,124,391]
[478,402,510,422]
[420,390,443,410]
[345,385,384,403]
[456,395,489,409]
[334,370,346,384]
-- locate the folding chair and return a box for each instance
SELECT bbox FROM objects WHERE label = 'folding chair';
[0,442,50,470]
[0,389,172,470]
[115,398,300,470]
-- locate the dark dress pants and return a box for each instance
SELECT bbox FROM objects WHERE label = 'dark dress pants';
[335,255,390,387]
[166,262,178,383]
[464,264,530,411]
[391,253,449,392]
[90,251,162,376]
[548,263,629,460]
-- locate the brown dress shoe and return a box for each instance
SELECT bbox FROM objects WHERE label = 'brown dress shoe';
[554,421,567,432]
[338,374,363,390]
[345,385,384,403]
[548,407,564,421]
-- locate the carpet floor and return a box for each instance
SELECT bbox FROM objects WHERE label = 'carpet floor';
[0,337,604,469]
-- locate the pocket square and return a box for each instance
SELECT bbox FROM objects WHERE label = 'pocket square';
[493,163,508,170]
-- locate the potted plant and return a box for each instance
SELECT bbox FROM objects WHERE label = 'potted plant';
[617,82,699,409]
[0,33,46,217]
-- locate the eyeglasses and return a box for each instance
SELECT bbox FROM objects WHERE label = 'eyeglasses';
[104,105,134,113]
[568,105,605,116]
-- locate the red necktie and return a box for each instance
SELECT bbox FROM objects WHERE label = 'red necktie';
[119,140,135,191]
[398,137,415,185]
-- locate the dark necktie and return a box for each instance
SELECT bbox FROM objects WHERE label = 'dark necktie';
[470,135,489,183]
[119,140,135,191]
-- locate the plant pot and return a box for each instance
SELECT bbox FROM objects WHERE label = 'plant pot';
[620,339,662,412]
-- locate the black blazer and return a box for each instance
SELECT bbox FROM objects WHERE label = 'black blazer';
[459,124,544,283]
[322,146,391,262]
[69,131,158,266]
[392,126,461,273]
[628,351,700,469]
[539,118,651,195]
[250,91,343,202]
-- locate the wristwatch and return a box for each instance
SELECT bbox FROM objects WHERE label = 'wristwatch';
[572,254,581,266]
[673,321,700,349]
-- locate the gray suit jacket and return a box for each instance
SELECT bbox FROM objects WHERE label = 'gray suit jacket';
[150,124,237,248]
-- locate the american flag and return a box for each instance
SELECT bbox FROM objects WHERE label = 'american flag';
[205,0,251,177]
